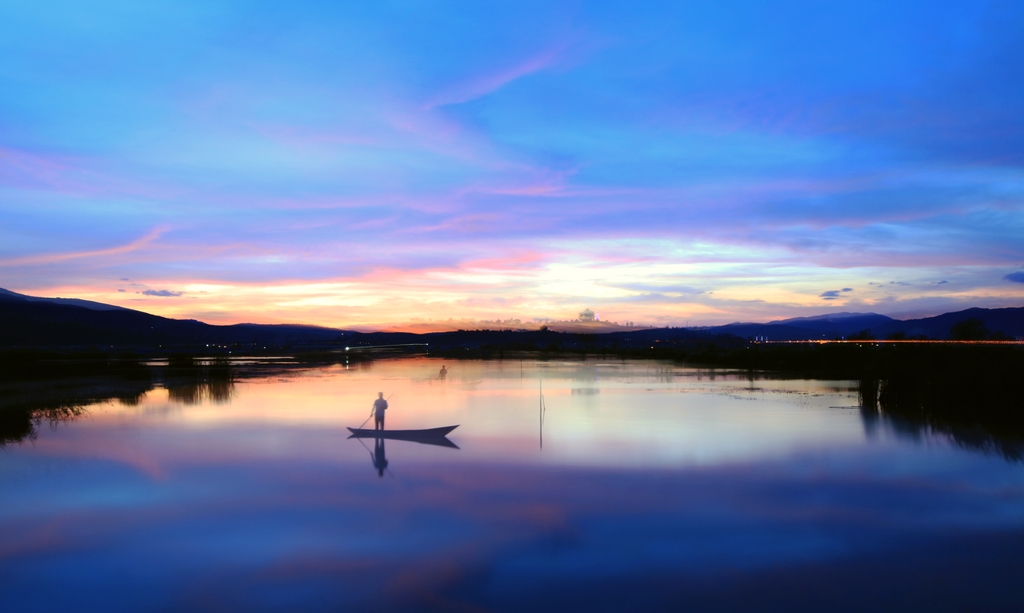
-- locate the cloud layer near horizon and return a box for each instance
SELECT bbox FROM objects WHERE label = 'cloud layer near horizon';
[2,1,1023,328]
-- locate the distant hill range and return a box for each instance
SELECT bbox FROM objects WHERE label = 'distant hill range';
[713,312,895,341]
[709,309,1024,341]
[0,288,347,351]
[1,287,1022,352]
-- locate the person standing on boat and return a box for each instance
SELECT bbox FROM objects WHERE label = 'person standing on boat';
[373,392,388,430]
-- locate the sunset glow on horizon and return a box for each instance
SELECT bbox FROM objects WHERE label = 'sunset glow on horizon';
[3,1,1023,329]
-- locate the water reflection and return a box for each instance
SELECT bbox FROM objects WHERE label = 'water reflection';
[3,358,1024,612]
[0,402,88,446]
[4,358,1024,466]
[373,438,389,477]
[348,429,460,451]
[0,371,152,446]
[0,358,236,445]
[859,378,1024,462]
[346,417,460,476]
[165,356,235,404]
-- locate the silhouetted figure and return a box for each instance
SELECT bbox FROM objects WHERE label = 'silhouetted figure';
[373,438,389,478]
[373,392,388,430]
[439,365,448,380]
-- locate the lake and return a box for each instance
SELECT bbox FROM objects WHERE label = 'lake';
[2,357,1023,612]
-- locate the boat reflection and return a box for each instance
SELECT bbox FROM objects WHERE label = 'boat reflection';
[346,425,459,449]
[347,426,460,477]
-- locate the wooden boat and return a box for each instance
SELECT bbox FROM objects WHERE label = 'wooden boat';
[347,425,459,444]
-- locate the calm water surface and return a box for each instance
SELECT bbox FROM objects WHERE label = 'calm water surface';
[2,358,1023,612]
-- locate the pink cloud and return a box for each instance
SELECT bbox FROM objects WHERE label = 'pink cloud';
[0,225,170,267]
[425,44,569,109]
[459,251,548,271]
[399,212,510,235]
[0,146,183,201]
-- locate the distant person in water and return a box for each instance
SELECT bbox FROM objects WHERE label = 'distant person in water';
[373,438,388,478]
[439,365,448,380]
[373,392,388,430]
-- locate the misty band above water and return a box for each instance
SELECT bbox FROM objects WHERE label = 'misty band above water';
[2,357,1023,612]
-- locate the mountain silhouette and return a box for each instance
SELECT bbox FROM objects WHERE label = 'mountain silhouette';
[0,288,347,350]
[710,309,1023,340]
[2,287,1021,350]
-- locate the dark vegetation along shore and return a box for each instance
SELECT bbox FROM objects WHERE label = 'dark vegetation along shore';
[2,287,1023,459]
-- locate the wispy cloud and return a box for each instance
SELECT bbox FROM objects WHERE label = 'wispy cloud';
[425,44,569,108]
[3,4,1024,327]
[0,226,170,266]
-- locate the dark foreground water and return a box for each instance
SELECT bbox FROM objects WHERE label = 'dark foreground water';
[2,358,1023,612]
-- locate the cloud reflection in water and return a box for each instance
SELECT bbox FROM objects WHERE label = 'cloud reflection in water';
[1,358,1023,611]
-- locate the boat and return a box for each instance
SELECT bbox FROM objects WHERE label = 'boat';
[347,425,459,448]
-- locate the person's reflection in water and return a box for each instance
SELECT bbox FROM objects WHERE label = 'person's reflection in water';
[373,438,388,478]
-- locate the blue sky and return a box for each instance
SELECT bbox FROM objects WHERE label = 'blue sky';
[1,0,1023,327]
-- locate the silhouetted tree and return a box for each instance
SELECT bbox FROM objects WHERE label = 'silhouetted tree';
[950,318,989,340]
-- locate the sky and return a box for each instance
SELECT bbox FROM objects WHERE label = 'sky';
[2,0,1023,329]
